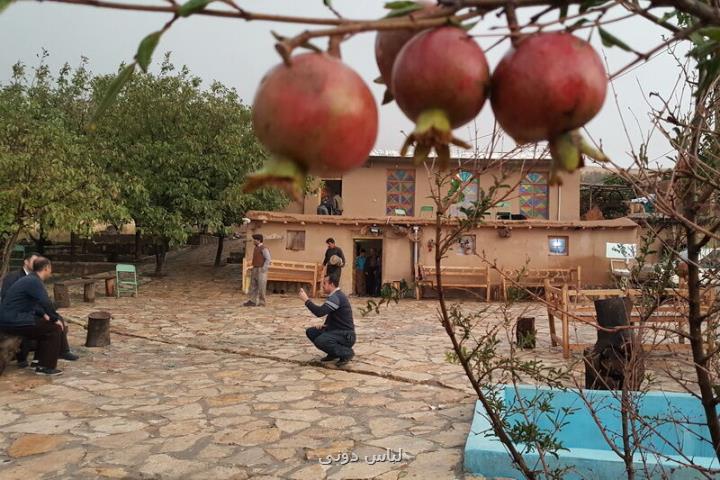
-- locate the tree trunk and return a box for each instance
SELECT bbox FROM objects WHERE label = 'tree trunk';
[134,227,142,261]
[0,229,22,278]
[214,234,225,267]
[70,231,77,262]
[86,311,112,347]
[154,239,168,276]
[35,224,46,255]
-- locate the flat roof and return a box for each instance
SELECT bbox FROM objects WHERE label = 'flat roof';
[246,211,638,230]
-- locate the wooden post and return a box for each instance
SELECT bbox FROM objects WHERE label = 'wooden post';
[105,277,116,297]
[561,284,570,358]
[545,280,558,347]
[83,281,96,303]
[516,317,536,349]
[485,265,491,302]
[86,311,112,347]
[54,283,70,308]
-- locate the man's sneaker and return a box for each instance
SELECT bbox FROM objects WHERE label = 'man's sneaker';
[31,360,39,367]
[320,355,338,362]
[242,301,256,307]
[60,351,79,361]
[35,367,63,376]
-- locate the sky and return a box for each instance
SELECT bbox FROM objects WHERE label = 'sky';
[0,1,692,168]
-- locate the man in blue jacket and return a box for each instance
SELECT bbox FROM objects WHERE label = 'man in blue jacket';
[299,274,356,366]
[1,252,78,367]
[0,257,64,375]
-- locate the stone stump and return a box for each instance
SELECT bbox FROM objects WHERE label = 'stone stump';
[516,317,536,349]
[0,333,22,376]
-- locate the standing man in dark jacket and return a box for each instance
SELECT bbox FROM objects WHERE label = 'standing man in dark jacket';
[0,257,65,375]
[244,234,271,307]
[322,238,346,281]
[300,274,355,366]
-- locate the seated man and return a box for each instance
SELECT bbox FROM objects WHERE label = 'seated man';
[0,257,65,376]
[299,274,356,366]
[0,252,77,367]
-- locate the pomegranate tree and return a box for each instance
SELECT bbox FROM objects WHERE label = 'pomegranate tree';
[245,53,378,200]
[374,1,441,103]
[391,26,490,167]
[490,32,608,183]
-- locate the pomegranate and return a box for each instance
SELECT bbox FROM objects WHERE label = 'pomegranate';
[374,1,441,103]
[245,53,378,200]
[490,32,608,183]
[391,26,490,167]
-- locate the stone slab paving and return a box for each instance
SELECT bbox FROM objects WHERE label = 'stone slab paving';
[0,240,699,479]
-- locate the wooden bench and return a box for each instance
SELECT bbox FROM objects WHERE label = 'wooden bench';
[544,280,716,358]
[86,274,117,297]
[54,278,97,308]
[242,258,323,298]
[0,333,22,376]
[502,266,581,301]
[415,264,491,301]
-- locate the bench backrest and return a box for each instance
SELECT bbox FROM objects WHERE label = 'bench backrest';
[419,264,490,281]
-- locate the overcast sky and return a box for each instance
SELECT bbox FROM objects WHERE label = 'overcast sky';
[0,1,691,167]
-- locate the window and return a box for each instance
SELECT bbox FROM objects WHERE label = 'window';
[449,170,480,218]
[457,235,476,256]
[606,243,637,259]
[549,236,569,256]
[286,230,305,251]
[519,172,549,219]
[386,169,415,216]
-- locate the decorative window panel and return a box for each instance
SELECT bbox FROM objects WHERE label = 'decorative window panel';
[519,172,549,219]
[286,230,305,251]
[386,169,415,216]
[449,170,480,218]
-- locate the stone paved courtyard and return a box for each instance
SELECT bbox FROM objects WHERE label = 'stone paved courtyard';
[0,241,701,479]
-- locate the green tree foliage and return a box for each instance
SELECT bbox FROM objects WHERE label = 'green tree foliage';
[0,53,126,276]
[91,54,287,274]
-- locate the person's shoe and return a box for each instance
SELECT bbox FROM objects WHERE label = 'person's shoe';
[60,351,79,361]
[16,360,28,368]
[319,355,338,362]
[336,355,354,367]
[35,367,63,376]
[243,301,256,307]
[31,359,39,367]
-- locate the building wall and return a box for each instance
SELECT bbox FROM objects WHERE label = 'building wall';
[288,158,581,221]
[247,220,637,294]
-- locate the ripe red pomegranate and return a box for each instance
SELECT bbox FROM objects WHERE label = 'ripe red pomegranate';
[245,53,378,199]
[490,32,608,182]
[391,26,490,167]
[374,1,441,103]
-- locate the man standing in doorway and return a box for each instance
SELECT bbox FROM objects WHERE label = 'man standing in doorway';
[323,238,346,281]
[354,249,366,296]
[244,234,270,307]
[300,274,355,366]
[365,247,377,296]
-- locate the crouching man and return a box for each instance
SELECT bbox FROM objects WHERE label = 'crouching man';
[299,274,355,366]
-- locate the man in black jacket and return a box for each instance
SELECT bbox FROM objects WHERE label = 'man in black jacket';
[1,252,78,366]
[0,257,65,375]
[322,238,346,281]
[299,274,355,366]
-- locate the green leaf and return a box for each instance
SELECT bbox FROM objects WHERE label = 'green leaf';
[385,1,417,9]
[89,63,136,128]
[461,20,480,32]
[598,27,632,52]
[579,0,608,13]
[135,31,162,73]
[698,27,720,42]
[178,0,215,17]
[0,0,13,14]
[558,4,568,22]
[385,4,424,18]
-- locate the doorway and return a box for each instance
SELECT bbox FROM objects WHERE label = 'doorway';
[353,238,383,297]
